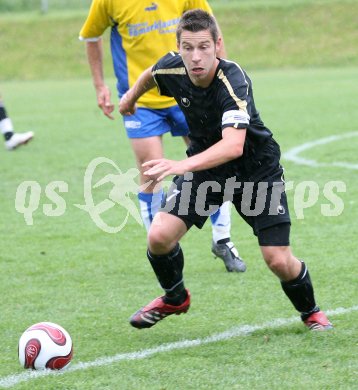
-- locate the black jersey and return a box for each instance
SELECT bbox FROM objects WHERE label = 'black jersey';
[152,52,280,180]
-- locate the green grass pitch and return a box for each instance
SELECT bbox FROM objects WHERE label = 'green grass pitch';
[0,0,357,388]
[0,67,357,389]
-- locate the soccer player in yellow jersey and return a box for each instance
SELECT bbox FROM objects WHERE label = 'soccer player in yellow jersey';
[80,0,246,272]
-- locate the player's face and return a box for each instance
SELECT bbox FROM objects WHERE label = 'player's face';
[178,29,220,88]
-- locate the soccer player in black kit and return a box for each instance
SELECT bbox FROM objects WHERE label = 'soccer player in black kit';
[119,9,332,331]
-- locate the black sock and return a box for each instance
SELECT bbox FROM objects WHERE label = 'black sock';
[4,131,14,141]
[281,261,319,320]
[0,105,14,141]
[162,282,187,305]
[217,238,230,245]
[147,244,187,305]
[0,105,7,121]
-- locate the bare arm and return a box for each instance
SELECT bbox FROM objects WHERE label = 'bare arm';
[86,39,115,119]
[143,127,246,181]
[118,67,156,115]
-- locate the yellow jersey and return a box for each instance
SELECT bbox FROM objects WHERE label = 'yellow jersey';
[79,0,213,109]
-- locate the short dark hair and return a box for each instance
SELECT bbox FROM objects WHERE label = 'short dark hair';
[176,9,219,43]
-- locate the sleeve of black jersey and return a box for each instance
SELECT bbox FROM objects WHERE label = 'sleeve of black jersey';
[151,52,178,97]
[217,63,252,130]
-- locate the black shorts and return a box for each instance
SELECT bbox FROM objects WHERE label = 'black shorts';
[161,165,291,243]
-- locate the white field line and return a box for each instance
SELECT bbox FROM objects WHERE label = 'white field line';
[1,305,357,388]
[282,131,358,169]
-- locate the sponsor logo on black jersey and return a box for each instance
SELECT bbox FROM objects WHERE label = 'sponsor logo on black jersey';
[181,97,190,107]
[277,205,286,215]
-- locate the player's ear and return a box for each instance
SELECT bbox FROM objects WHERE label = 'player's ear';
[216,36,222,53]
[177,40,180,51]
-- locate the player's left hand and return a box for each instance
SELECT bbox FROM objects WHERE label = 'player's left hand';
[143,159,187,182]
[119,92,137,116]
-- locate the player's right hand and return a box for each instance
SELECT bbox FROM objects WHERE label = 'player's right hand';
[96,85,115,120]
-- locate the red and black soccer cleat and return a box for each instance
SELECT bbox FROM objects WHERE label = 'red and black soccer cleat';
[130,289,191,329]
[304,310,333,331]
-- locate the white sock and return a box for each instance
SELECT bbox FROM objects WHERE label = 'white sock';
[138,189,164,232]
[0,117,13,134]
[210,201,232,243]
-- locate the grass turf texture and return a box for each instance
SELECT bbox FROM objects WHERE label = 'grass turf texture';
[1,0,357,80]
[1,68,357,390]
[1,1,358,389]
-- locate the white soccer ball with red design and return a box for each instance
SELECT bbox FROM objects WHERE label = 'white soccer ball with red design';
[18,322,73,370]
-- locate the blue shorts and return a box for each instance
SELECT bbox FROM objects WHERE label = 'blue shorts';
[123,106,189,139]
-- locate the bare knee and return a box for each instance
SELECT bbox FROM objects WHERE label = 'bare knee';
[147,212,188,254]
[130,137,164,189]
[263,248,286,272]
[148,226,176,254]
[138,167,162,192]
